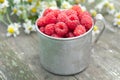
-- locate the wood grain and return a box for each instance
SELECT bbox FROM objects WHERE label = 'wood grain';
[0,20,120,80]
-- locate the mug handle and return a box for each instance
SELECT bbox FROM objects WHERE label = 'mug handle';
[93,14,105,44]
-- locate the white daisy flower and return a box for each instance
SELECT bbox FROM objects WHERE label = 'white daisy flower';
[48,1,58,9]
[95,1,105,12]
[11,6,22,16]
[0,0,9,9]
[103,0,110,8]
[61,1,72,9]
[79,4,86,11]
[13,0,21,4]
[27,3,39,16]
[35,1,58,15]
[90,9,97,17]
[92,25,100,36]
[40,1,48,10]
[113,18,120,28]
[99,0,115,14]
[87,0,95,4]
[40,1,57,11]
[11,4,27,17]
[96,0,116,14]
[23,20,36,34]
[113,12,120,27]
[105,3,115,14]
[7,23,21,37]
[115,12,120,19]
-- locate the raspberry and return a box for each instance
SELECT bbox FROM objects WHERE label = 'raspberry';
[51,34,61,38]
[78,11,91,20]
[37,7,92,38]
[73,25,86,36]
[66,14,80,30]
[64,9,77,16]
[52,9,61,17]
[71,5,82,16]
[69,14,79,21]
[43,8,53,16]
[45,24,55,36]
[55,22,68,36]
[57,12,69,23]
[65,32,74,38]
[37,17,46,27]
[82,11,91,17]
[39,27,45,33]
[45,12,57,24]
[80,15,93,30]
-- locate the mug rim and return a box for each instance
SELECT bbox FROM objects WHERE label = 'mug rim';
[35,19,94,41]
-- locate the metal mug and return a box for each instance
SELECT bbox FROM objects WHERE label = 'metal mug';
[36,14,105,75]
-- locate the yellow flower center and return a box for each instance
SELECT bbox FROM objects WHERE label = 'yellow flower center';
[13,8,17,14]
[93,26,99,31]
[0,0,4,3]
[109,4,115,10]
[19,6,24,11]
[91,10,97,17]
[62,4,68,9]
[8,27,15,34]
[75,0,85,4]
[116,14,120,19]
[0,8,5,14]
[31,7,37,13]
[28,27,32,31]
[104,2,110,7]
[28,0,32,3]
[36,1,40,7]
[117,21,120,25]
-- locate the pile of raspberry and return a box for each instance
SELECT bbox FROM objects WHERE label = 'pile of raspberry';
[37,5,93,38]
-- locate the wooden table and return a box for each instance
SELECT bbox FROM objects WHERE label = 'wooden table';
[0,16,120,80]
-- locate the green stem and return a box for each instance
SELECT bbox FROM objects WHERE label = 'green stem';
[6,14,12,24]
[0,19,9,26]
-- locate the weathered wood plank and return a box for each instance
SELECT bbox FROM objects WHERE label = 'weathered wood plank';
[0,25,76,80]
[75,60,113,80]
[75,44,120,80]
[92,45,120,80]
[74,21,120,80]
[0,41,37,80]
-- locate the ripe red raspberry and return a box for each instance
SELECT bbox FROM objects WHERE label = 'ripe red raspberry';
[82,11,91,17]
[78,11,91,20]
[45,12,57,24]
[80,15,93,30]
[66,14,80,30]
[65,32,74,38]
[69,14,79,21]
[57,12,69,23]
[37,17,46,27]
[71,5,82,16]
[51,34,61,38]
[64,9,77,16]
[52,9,61,17]
[43,8,53,16]
[73,25,86,36]
[55,22,68,37]
[45,24,55,36]
[39,27,45,33]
